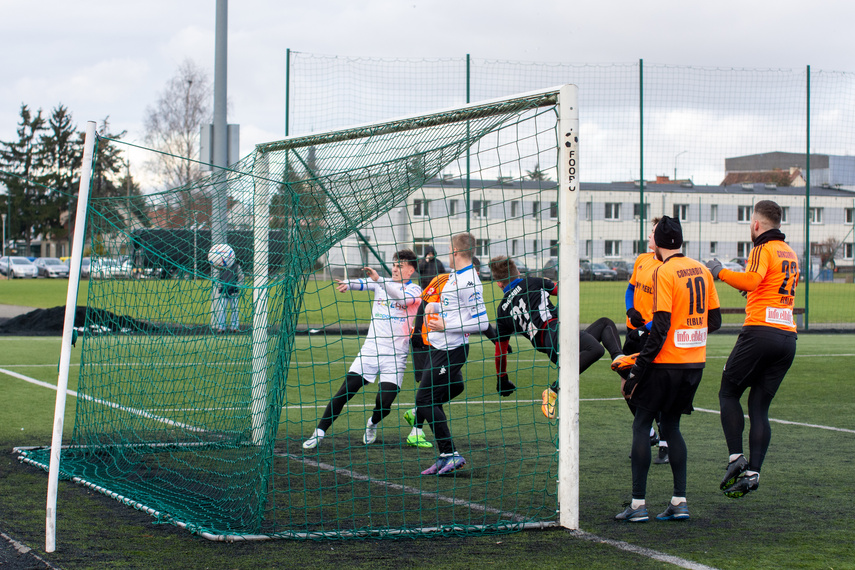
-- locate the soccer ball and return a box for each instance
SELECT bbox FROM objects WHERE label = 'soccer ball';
[207,243,235,268]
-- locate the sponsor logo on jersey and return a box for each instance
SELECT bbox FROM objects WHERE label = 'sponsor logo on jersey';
[766,307,794,326]
[673,327,707,348]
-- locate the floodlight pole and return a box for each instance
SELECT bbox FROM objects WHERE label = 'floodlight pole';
[46,120,96,553]
[557,84,580,530]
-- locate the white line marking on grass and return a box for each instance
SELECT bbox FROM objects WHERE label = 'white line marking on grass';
[568,530,719,570]
[278,452,530,522]
[693,407,855,434]
[0,531,61,569]
[0,367,207,433]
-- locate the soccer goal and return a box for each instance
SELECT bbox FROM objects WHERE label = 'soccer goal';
[22,85,581,544]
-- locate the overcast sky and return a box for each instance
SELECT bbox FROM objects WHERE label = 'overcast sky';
[2,0,854,186]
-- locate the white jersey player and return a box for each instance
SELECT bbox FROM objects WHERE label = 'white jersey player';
[303,250,422,450]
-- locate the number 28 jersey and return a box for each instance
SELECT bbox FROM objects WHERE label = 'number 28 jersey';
[651,256,720,366]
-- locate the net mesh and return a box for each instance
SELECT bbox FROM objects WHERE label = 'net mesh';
[22,89,566,538]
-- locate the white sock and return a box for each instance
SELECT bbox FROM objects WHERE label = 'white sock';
[649,427,656,437]
[671,496,686,506]
[659,441,668,449]
[630,498,645,509]
[729,453,744,463]
[745,470,759,478]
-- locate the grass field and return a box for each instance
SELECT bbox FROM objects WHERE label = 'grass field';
[1,330,854,569]
[3,276,855,328]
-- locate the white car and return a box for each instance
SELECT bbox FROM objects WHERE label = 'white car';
[2,256,38,278]
[90,258,124,279]
[34,257,70,278]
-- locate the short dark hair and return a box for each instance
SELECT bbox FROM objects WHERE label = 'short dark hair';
[489,256,518,283]
[394,249,418,270]
[651,216,662,226]
[754,200,783,228]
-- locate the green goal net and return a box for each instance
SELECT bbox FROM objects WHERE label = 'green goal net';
[21,86,580,540]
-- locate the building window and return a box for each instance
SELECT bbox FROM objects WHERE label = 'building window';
[549,240,559,256]
[585,201,592,221]
[473,200,489,219]
[604,240,621,257]
[633,239,645,255]
[846,208,854,225]
[510,200,519,217]
[532,239,538,254]
[673,204,688,222]
[737,241,752,257]
[710,241,718,256]
[810,242,823,256]
[810,207,823,224]
[633,202,647,220]
[511,239,518,256]
[844,243,854,259]
[447,199,457,216]
[585,240,592,258]
[532,201,540,219]
[413,238,431,257]
[781,206,789,224]
[413,199,430,217]
[710,204,718,223]
[476,239,490,257]
[605,203,621,220]
[550,201,558,219]
[681,242,689,256]
[738,205,752,222]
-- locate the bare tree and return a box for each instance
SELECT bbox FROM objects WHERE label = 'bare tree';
[143,59,212,190]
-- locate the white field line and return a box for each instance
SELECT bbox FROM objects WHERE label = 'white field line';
[2,351,853,369]
[0,367,207,433]
[3,365,852,435]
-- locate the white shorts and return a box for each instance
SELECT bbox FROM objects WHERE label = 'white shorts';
[349,352,407,387]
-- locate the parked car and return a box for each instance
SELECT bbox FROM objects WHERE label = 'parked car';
[80,257,91,278]
[730,257,748,269]
[590,262,618,281]
[606,260,632,280]
[1,256,38,278]
[0,256,7,276]
[90,258,124,279]
[542,257,559,281]
[34,257,70,278]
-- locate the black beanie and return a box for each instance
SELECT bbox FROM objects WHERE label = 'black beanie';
[654,215,683,249]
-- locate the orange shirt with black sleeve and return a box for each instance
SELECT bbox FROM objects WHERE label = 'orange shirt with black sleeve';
[718,236,798,333]
[650,255,721,366]
[417,274,449,346]
[626,252,660,328]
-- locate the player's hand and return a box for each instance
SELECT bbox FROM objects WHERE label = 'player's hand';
[427,317,446,332]
[621,367,641,400]
[705,258,723,279]
[497,373,516,397]
[626,308,645,328]
[363,267,379,281]
[335,279,348,293]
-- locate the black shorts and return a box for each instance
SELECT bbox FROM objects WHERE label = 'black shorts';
[630,367,703,416]
[722,327,797,397]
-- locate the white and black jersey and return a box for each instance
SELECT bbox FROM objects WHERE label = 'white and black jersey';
[339,277,422,356]
[495,277,558,345]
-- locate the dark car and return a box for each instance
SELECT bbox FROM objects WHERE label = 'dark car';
[590,262,618,281]
[607,260,632,280]
[730,257,748,269]
[541,257,559,280]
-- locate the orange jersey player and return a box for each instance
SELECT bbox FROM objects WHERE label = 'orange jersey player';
[615,216,721,524]
[705,199,799,499]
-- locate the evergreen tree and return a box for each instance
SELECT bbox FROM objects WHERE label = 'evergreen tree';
[89,118,131,235]
[0,104,47,250]
[40,104,83,251]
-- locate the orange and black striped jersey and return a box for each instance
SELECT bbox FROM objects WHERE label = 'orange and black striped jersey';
[651,255,720,365]
[417,274,450,346]
[720,237,798,333]
[627,252,660,328]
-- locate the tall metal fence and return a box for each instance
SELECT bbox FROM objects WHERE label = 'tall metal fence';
[282,52,855,329]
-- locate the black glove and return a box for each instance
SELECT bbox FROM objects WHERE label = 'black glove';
[626,308,645,329]
[497,373,516,397]
[705,258,723,279]
[621,366,641,400]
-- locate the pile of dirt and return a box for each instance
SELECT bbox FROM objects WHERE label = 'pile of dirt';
[0,306,156,336]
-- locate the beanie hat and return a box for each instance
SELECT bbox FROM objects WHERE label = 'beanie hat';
[654,215,683,249]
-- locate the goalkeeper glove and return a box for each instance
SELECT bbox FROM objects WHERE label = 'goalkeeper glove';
[705,258,723,279]
[497,373,516,397]
[621,366,641,400]
[626,308,645,329]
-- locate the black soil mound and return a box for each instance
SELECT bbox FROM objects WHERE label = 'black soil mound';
[0,306,156,336]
